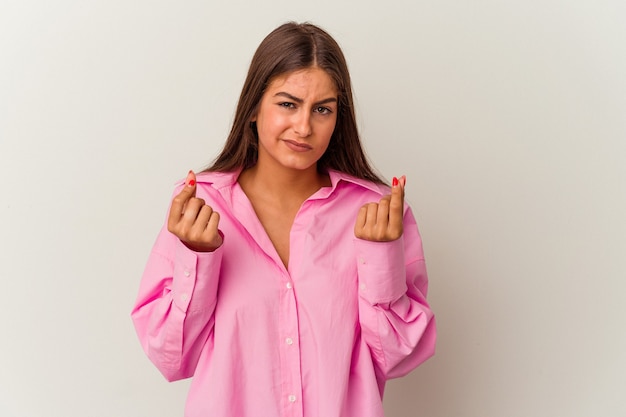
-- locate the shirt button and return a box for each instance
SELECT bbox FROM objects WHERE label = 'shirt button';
[285,337,293,345]
[286,282,292,289]
[181,293,189,302]
[288,395,296,402]
[358,257,365,264]
[359,283,367,291]
[184,270,191,277]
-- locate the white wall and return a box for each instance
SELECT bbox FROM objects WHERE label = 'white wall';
[1,1,624,416]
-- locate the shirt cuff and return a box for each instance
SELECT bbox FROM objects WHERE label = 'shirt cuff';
[354,237,408,306]
[171,239,223,312]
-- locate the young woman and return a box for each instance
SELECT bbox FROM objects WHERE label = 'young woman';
[132,22,436,417]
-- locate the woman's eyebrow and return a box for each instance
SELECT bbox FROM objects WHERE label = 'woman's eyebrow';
[274,91,338,105]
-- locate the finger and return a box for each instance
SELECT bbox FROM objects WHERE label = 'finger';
[354,204,370,239]
[181,170,198,212]
[355,203,379,239]
[376,195,391,226]
[193,204,214,232]
[168,181,197,231]
[390,176,406,207]
[188,209,221,250]
[205,211,222,246]
[181,198,206,224]
[387,175,405,236]
[355,205,368,232]
[176,170,198,213]
[185,170,196,187]
[365,202,379,226]
[184,204,213,242]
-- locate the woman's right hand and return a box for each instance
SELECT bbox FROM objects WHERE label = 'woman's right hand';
[167,170,223,252]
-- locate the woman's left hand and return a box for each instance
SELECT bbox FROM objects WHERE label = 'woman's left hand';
[354,175,406,242]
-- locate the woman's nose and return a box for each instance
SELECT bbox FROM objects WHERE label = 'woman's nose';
[293,111,312,137]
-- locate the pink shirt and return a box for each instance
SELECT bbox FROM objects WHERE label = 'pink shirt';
[131,170,436,417]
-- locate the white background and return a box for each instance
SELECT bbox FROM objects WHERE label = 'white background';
[1,1,625,416]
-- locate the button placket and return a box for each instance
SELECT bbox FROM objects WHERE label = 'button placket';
[279,272,303,416]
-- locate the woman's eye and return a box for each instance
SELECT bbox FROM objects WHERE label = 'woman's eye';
[279,102,296,109]
[315,106,332,115]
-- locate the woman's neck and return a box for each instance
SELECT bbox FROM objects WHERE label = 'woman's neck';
[238,164,330,206]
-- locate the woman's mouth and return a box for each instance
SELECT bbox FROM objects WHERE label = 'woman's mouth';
[282,139,313,152]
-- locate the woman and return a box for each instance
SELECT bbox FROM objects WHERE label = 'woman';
[132,22,436,417]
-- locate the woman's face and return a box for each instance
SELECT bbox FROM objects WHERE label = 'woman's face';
[253,67,338,174]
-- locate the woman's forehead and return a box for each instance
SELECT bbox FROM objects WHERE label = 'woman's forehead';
[266,67,338,96]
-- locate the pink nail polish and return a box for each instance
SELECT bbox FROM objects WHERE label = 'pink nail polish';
[392,177,399,187]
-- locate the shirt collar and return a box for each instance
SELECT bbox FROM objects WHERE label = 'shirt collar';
[327,170,388,196]
[193,170,241,190]
[190,169,387,197]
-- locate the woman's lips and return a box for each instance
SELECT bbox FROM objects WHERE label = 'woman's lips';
[282,139,312,152]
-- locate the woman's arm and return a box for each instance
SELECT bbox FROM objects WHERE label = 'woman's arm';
[131,224,223,381]
[355,177,436,379]
[355,203,436,379]
[131,177,223,381]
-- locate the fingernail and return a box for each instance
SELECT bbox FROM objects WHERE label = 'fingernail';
[186,170,195,186]
[392,177,399,187]
[401,175,406,187]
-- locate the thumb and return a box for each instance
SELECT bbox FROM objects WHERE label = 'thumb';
[186,170,197,187]
[168,170,198,229]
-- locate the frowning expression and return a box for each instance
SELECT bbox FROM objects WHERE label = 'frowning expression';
[253,67,338,173]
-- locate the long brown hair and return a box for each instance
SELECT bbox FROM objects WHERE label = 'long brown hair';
[205,22,384,184]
